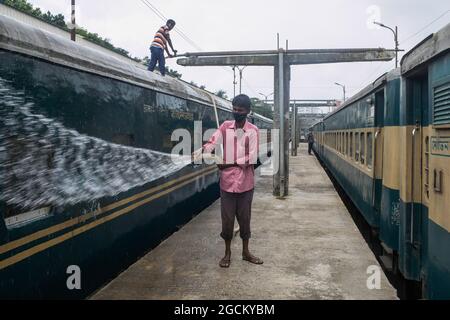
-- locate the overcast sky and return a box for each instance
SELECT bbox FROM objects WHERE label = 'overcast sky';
[28,0,449,102]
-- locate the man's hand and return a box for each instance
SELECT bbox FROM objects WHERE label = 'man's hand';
[217,164,238,171]
[191,148,203,163]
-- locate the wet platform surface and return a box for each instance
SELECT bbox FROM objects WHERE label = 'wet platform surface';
[92,144,397,300]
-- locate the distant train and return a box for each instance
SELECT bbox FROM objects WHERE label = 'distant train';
[0,15,272,299]
[311,23,450,299]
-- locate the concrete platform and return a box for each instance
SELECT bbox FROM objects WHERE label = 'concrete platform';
[92,144,398,300]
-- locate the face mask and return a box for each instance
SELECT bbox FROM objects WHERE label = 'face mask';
[233,112,247,122]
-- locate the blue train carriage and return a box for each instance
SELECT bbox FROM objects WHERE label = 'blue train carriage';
[0,15,272,299]
[312,69,401,231]
[399,22,450,299]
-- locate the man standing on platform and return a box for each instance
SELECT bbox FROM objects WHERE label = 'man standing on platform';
[195,94,264,268]
[307,130,315,155]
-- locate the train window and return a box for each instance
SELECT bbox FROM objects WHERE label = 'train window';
[355,133,360,162]
[360,133,365,165]
[336,132,338,151]
[349,133,353,159]
[334,132,336,150]
[345,132,349,156]
[337,132,340,152]
[338,132,341,153]
[367,133,373,169]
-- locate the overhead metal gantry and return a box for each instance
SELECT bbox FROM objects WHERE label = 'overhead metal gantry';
[177,48,395,197]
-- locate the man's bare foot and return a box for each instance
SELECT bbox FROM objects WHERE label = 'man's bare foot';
[242,253,264,265]
[220,255,231,268]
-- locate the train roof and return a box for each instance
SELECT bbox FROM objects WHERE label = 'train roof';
[0,15,272,123]
[322,68,400,121]
[401,22,450,76]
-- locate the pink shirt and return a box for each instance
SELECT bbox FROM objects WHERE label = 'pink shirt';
[203,120,259,193]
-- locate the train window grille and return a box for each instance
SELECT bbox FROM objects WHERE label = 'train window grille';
[367,133,373,169]
[433,81,450,127]
[360,132,365,165]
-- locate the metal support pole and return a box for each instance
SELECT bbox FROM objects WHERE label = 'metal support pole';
[395,26,399,68]
[232,66,237,98]
[240,68,243,95]
[292,103,298,156]
[71,0,76,42]
[237,66,246,95]
[273,49,290,198]
[278,50,285,197]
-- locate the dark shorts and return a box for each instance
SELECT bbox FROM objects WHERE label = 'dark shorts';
[220,189,254,241]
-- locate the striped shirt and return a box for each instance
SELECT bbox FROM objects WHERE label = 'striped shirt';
[151,25,170,49]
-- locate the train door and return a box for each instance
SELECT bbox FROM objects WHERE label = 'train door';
[372,90,385,219]
[399,72,428,282]
[424,53,450,299]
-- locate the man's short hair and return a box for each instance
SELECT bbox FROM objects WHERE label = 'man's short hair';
[232,94,252,111]
[167,19,176,27]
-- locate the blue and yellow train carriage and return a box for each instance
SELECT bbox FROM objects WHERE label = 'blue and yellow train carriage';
[312,22,450,299]
[399,22,450,299]
[312,68,401,233]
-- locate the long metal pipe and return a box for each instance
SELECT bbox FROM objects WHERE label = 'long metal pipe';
[279,50,285,197]
[181,48,397,58]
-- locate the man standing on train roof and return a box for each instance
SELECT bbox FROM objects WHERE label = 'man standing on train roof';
[194,94,264,268]
[307,130,315,155]
[148,19,178,76]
